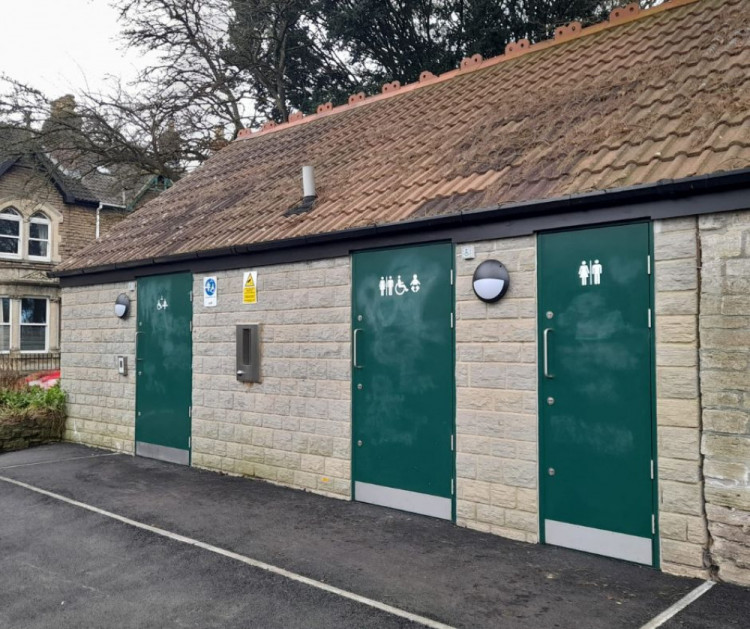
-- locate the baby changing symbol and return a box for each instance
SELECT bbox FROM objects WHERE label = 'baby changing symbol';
[376,272,422,297]
[410,274,421,293]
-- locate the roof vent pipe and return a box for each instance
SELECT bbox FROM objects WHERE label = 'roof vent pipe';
[302,165,316,198]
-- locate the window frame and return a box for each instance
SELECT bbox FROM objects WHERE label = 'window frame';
[27,212,51,262]
[19,297,49,354]
[0,207,22,260]
[0,297,10,354]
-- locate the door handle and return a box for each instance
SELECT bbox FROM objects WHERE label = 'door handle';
[135,331,144,362]
[353,328,363,368]
[543,328,554,378]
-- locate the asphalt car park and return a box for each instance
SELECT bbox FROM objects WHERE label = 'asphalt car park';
[1,444,748,629]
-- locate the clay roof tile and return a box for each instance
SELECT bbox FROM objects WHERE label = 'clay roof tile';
[58,0,750,273]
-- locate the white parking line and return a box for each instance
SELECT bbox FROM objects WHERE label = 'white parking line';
[0,474,456,629]
[639,580,715,629]
[0,452,121,470]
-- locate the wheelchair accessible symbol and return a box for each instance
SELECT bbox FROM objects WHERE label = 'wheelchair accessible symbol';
[379,274,421,297]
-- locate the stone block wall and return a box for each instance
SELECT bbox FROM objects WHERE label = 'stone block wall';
[454,236,538,542]
[191,260,352,498]
[61,282,136,451]
[61,206,129,260]
[57,216,750,586]
[0,417,63,452]
[698,210,750,587]
[653,217,711,578]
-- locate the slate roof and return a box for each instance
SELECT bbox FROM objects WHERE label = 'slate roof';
[58,0,750,274]
[0,128,153,208]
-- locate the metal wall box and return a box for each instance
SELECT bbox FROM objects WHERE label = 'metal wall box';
[236,324,261,383]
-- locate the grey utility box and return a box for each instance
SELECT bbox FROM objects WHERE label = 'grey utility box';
[236,324,261,383]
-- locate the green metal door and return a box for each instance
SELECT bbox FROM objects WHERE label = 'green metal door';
[135,273,193,465]
[352,243,455,520]
[538,223,656,565]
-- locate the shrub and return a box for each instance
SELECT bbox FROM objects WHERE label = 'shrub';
[0,383,67,433]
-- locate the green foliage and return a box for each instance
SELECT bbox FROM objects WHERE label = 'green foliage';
[226,0,648,121]
[0,384,66,416]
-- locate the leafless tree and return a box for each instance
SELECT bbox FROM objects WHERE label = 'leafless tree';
[0,0,665,181]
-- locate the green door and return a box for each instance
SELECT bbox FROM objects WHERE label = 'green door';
[538,223,656,565]
[135,273,193,465]
[352,243,455,520]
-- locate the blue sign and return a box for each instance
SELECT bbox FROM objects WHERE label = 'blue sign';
[203,276,217,307]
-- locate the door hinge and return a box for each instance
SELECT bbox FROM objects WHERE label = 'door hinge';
[648,308,652,328]
[450,312,454,329]
[188,406,192,419]
[189,436,192,449]
[652,513,656,535]
[650,459,654,480]
[450,269,454,286]
[450,434,454,451]
[451,478,455,495]
[189,320,193,333]
[189,290,194,302]
[647,255,651,275]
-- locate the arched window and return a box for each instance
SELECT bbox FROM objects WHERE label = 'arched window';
[0,207,21,257]
[28,212,51,260]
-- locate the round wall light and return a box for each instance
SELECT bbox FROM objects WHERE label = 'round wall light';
[114,293,131,318]
[472,260,510,303]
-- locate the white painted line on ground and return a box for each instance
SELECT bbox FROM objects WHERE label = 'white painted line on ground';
[640,580,716,629]
[0,452,121,470]
[0,474,456,629]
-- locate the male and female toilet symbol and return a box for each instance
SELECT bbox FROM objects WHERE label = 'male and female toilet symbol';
[578,259,603,286]
[379,274,421,297]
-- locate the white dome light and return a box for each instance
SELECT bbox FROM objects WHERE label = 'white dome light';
[472,260,510,303]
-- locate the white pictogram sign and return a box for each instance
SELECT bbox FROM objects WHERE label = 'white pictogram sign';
[394,275,408,295]
[578,260,603,286]
[156,296,169,310]
[203,276,217,307]
[410,274,421,293]
[378,274,421,297]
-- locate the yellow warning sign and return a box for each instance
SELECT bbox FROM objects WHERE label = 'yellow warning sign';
[242,271,257,304]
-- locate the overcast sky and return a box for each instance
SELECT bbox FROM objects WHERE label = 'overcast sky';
[1,0,146,97]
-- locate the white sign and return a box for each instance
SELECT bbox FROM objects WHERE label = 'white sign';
[378,274,421,297]
[203,276,217,307]
[578,260,603,286]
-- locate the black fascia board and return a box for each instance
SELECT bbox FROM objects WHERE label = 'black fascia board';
[0,154,78,204]
[0,158,20,178]
[1,153,107,207]
[32,153,79,204]
[55,168,750,287]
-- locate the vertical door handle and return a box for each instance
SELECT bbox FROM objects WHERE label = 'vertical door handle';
[543,328,554,378]
[353,328,363,368]
[135,331,144,361]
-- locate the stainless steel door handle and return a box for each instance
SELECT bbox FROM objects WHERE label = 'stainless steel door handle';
[353,328,363,368]
[543,328,554,378]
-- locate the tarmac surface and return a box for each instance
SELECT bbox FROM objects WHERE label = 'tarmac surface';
[1,443,749,629]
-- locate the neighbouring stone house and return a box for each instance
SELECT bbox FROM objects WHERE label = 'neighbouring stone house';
[53,0,750,586]
[0,114,167,374]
